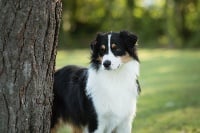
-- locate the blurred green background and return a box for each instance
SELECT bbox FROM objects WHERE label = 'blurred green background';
[55,0,200,133]
[59,0,200,49]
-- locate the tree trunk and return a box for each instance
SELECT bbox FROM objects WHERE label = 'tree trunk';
[0,0,62,132]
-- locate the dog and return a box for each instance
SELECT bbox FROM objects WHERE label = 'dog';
[51,31,141,133]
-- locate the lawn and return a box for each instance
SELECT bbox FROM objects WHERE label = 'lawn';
[55,49,200,133]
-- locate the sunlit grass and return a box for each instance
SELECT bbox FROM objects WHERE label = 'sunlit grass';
[135,49,200,133]
[55,49,200,133]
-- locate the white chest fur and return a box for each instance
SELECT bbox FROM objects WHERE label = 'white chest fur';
[86,60,139,132]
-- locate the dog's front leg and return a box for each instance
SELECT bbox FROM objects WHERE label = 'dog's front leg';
[93,118,106,133]
[93,125,105,133]
[115,118,133,133]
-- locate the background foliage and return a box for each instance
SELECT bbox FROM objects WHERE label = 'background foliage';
[59,0,200,48]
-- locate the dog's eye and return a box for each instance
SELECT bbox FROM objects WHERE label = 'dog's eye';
[100,45,106,55]
[100,48,105,53]
[112,45,124,55]
[112,46,121,52]
[111,44,121,52]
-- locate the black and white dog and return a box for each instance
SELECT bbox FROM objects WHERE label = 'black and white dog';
[51,31,141,133]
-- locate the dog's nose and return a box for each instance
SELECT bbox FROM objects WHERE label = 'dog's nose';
[103,60,111,68]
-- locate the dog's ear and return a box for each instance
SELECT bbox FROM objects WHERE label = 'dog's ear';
[120,30,138,47]
[90,32,102,52]
[120,30,139,61]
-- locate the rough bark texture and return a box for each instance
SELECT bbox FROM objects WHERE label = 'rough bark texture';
[0,0,62,132]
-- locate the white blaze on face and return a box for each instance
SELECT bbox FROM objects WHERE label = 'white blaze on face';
[102,34,122,70]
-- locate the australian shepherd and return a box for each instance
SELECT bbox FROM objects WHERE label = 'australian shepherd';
[51,31,141,133]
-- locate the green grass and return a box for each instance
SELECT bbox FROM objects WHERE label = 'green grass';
[56,49,200,133]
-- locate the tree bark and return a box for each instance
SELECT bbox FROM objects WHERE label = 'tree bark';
[0,0,62,132]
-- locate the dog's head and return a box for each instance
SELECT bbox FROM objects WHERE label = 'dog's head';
[90,31,139,71]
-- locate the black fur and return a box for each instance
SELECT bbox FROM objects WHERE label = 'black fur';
[51,66,97,132]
